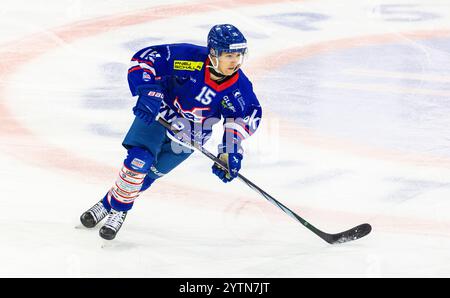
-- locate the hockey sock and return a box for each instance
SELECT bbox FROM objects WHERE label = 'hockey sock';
[107,147,154,212]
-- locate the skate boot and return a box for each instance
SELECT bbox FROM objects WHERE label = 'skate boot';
[80,200,109,228]
[99,209,127,240]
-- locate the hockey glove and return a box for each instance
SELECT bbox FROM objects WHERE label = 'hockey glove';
[212,152,243,183]
[133,85,165,125]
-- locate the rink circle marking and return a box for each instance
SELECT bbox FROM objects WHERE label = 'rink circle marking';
[246,30,450,168]
[1,1,450,236]
[0,0,297,177]
[0,0,316,223]
[3,17,450,172]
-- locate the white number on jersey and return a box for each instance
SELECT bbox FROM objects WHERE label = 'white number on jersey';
[195,86,216,105]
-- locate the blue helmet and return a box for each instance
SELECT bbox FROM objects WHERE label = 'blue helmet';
[207,24,248,57]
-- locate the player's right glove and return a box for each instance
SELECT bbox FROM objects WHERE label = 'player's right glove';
[212,140,244,183]
[212,152,243,183]
[212,127,245,183]
[133,85,165,125]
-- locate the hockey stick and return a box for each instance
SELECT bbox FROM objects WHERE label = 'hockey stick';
[157,117,371,244]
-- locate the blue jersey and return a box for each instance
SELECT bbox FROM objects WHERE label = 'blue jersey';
[127,43,262,152]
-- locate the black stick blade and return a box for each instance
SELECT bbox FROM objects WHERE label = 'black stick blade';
[325,223,372,244]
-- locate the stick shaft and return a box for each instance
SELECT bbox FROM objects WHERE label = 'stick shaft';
[157,117,328,240]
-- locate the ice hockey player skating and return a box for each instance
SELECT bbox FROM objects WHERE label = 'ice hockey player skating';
[80,24,262,240]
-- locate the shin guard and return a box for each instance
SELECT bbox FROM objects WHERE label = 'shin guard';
[107,147,154,211]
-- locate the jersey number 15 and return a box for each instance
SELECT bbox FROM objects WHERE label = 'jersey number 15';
[195,86,216,105]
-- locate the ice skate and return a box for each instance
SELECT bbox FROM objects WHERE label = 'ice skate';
[80,200,109,228]
[99,209,127,240]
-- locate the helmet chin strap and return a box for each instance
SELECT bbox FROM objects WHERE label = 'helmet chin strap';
[208,54,225,75]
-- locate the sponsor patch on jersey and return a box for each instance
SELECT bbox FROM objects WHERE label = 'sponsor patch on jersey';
[236,97,245,111]
[147,50,161,59]
[173,60,204,71]
[142,72,151,81]
[242,108,261,131]
[147,91,164,99]
[221,96,236,113]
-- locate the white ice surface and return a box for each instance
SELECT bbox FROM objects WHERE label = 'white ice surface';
[1,0,450,277]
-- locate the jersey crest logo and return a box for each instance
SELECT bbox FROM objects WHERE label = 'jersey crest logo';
[173,97,210,123]
[174,60,204,71]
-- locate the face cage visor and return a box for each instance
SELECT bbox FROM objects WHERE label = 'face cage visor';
[209,47,248,74]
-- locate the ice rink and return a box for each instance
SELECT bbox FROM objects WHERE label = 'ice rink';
[1,0,450,277]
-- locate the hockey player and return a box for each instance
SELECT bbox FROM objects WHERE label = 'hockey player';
[80,24,262,240]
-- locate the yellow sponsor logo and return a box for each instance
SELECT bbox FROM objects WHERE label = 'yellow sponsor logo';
[173,60,204,71]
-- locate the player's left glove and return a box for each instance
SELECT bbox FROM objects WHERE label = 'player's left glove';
[212,152,243,183]
[133,85,165,125]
